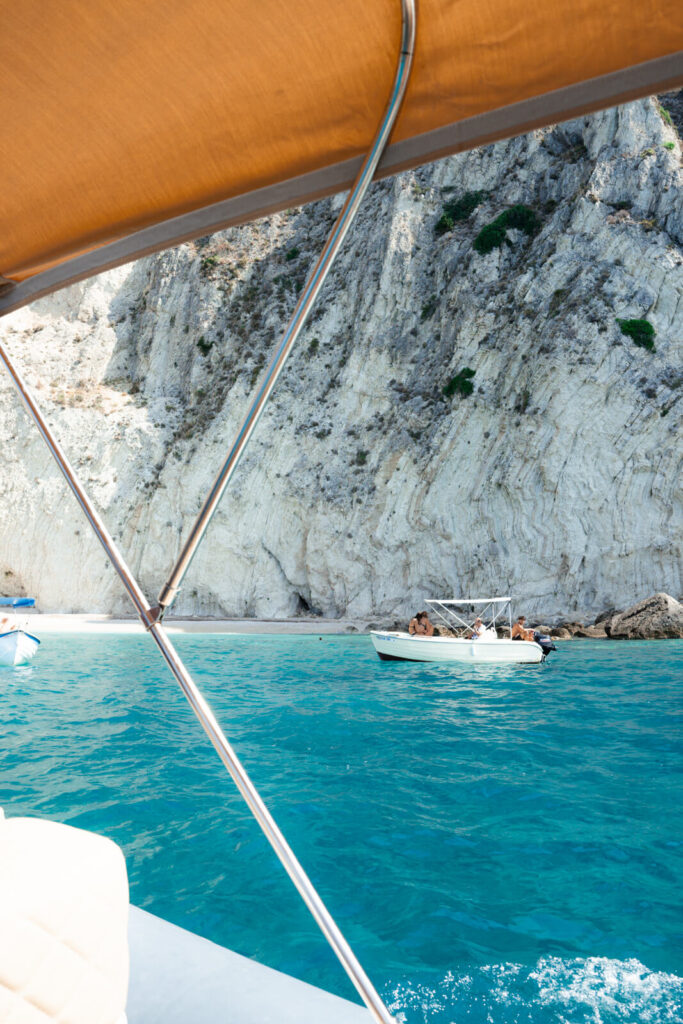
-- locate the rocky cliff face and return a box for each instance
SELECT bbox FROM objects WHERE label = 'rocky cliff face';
[1,97,681,620]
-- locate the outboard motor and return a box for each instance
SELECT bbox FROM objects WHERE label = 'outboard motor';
[533,631,557,660]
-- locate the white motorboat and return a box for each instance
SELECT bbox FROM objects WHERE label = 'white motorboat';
[371,597,553,664]
[0,597,40,667]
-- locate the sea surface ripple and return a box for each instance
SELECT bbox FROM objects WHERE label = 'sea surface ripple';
[1,634,681,1023]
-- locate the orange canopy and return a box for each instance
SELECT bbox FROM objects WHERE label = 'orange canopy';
[1,0,681,305]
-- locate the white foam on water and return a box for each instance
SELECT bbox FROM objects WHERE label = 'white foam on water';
[385,956,683,1023]
[529,956,682,1022]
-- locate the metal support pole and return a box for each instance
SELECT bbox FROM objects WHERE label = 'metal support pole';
[0,6,416,1019]
[156,0,416,617]
[0,337,397,1023]
[0,346,155,627]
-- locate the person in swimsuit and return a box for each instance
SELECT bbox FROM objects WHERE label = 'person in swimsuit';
[511,615,533,641]
[409,612,434,636]
[419,612,435,637]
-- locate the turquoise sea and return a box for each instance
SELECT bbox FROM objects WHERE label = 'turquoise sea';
[1,634,681,1022]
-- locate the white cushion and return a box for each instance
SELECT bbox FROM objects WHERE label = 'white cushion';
[0,812,129,1024]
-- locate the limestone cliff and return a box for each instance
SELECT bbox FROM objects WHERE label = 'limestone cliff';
[0,97,681,620]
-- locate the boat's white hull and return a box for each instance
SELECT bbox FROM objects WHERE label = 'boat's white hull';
[0,630,40,666]
[371,631,544,664]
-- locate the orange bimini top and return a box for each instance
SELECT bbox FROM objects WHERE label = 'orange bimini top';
[1,0,682,307]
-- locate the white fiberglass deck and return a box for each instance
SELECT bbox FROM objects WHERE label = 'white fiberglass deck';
[128,906,371,1023]
[371,632,544,664]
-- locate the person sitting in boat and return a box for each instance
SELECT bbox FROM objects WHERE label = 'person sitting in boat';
[468,617,485,639]
[511,615,533,641]
[409,611,434,636]
[419,612,435,637]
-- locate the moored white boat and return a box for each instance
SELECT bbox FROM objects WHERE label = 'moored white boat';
[0,597,40,666]
[0,628,40,667]
[371,630,543,664]
[371,597,552,665]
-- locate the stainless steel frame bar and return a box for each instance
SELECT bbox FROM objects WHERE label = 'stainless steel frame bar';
[156,0,416,616]
[0,336,397,1023]
[0,345,155,627]
[0,5,415,1020]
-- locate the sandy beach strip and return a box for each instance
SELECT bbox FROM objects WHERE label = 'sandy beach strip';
[20,614,363,635]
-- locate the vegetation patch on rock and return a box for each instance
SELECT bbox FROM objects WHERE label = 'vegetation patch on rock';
[421,295,438,321]
[658,103,674,127]
[548,288,569,318]
[473,204,541,255]
[435,190,487,236]
[200,255,218,275]
[443,367,476,398]
[616,318,656,351]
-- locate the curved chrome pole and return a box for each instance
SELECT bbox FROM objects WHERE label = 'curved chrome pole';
[0,6,416,1021]
[0,344,155,627]
[157,0,416,616]
[0,335,399,1024]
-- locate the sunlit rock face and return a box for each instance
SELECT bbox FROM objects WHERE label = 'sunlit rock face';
[1,97,681,621]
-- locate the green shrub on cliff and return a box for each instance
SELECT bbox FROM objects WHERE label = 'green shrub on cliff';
[443,367,476,398]
[473,220,509,255]
[658,103,673,127]
[616,318,656,351]
[504,205,541,235]
[473,204,540,255]
[435,191,486,235]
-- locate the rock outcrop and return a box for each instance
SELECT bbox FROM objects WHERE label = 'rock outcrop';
[605,592,683,639]
[0,96,681,620]
[573,624,608,638]
[549,626,573,640]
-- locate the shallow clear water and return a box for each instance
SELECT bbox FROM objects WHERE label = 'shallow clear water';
[1,634,681,1022]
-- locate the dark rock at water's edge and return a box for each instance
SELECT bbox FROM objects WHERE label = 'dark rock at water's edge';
[550,621,589,638]
[549,626,573,640]
[573,624,608,638]
[531,621,608,639]
[604,593,683,639]
[593,608,619,626]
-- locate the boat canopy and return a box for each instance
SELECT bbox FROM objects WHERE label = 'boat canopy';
[1,0,681,313]
[0,597,35,608]
[427,597,513,632]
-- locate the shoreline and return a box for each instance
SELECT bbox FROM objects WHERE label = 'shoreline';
[13,612,682,640]
[9,593,683,639]
[19,613,363,635]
